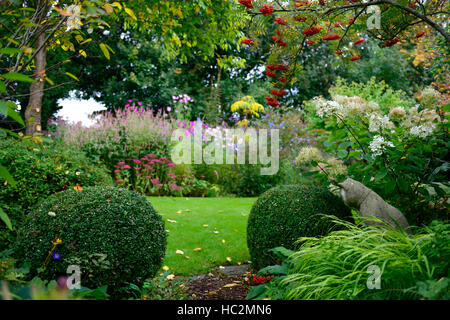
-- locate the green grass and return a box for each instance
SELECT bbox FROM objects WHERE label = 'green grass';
[148,197,256,275]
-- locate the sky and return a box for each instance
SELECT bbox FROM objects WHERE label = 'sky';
[56,96,105,127]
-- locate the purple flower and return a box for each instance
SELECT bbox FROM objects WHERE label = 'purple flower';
[122,165,131,169]
[53,252,61,260]
[57,276,68,289]
[151,178,160,184]
[214,170,219,182]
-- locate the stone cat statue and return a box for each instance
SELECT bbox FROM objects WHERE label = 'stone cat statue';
[338,178,412,234]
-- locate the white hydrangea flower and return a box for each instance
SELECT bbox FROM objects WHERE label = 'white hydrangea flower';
[296,147,323,166]
[369,135,394,157]
[409,123,436,138]
[388,106,406,119]
[368,113,392,132]
[420,87,442,109]
[314,97,344,118]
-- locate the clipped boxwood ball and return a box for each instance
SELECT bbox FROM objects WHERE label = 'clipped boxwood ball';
[247,185,350,269]
[14,186,167,295]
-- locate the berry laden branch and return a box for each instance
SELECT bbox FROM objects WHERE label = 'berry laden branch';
[238,0,449,108]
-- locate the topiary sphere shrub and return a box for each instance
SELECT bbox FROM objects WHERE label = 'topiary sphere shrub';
[247,185,351,269]
[14,186,167,297]
[0,138,112,249]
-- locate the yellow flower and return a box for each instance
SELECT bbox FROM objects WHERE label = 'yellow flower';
[52,238,62,245]
[74,184,83,192]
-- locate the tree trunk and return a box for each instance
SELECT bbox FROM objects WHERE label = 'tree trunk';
[25,33,47,136]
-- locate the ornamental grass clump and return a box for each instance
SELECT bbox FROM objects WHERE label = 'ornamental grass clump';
[277,219,449,300]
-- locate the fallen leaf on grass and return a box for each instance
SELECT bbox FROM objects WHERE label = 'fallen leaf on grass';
[176,210,182,214]
[162,266,170,271]
[193,248,202,252]
[166,274,175,280]
[222,239,226,244]
[233,229,239,232]
[213,231,219,234]
[241,213,248,216]
[202,224,209,227]
[184,209,191,212]
[226,257,232,262]
[176,250,184,255]
[167,219,177,223]
[185,256,190,259]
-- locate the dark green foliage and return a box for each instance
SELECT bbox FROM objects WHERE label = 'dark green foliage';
[14,187,167,297]
[0,138,112,249]
[247,185,351,269]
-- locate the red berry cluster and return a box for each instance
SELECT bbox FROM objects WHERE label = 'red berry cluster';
[294,15,307,22]
[274,17,287,25]
[322,34,341,41]
[381,38,399,48]
[270,89,287,96]
[238,0,253,9]
[266,96,280,107]
[353,38,364,45]
[259,4,274,16]
[303,26,321,37]
[415,31,425,38]
[252,275,274,285]
[241,38,255,45]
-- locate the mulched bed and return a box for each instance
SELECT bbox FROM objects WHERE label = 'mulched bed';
[183,273,251,300]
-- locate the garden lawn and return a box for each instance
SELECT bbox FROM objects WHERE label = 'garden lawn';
[148,197,256,275]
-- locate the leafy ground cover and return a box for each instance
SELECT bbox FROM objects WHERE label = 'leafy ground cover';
[149,197,256,275]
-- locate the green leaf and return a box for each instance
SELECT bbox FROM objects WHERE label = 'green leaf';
[0,207,13,231]
[0,164,16,187]
[269,247,294,260]
[99,43,110,60]
[0,101,24,126]
[375,167,388,180]
[0,80,6,94]
[0,100,7,116]
[258,264,288,276]
[337,149,348,159]
[246,284,267,300]
[0,47,22,55]
[1,72,34,83]
[339,141,354,149]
